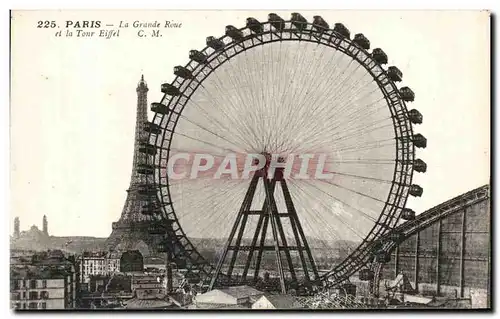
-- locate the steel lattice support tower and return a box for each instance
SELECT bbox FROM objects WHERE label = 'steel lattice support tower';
[106,76,169,256]
[209,158,319,294]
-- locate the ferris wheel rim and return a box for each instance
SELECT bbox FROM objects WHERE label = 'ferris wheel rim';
[149,18,416,287]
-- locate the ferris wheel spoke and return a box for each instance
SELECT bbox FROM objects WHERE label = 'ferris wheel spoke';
[280,54,332,137]
[329,122,394,145]
[276,43,322,147]
[180,94,258,152]
[287,183,350,245]
[332,83,382,119]
[291,115,392,155]
[326,99,388,135]
[290,87,384,152]
[284,80,383,153]
[271,43,312,146]
[299,60,364,126]
[332,138,395,154]
[176,114,254,153]
[277,44,337,152]
[289,180,366,240]
[189,92,262,151]
[300,121,393,155]
[325,158,395,165]
[299,56,359,121]
[323,170,393,185]
[179,188,242,226]
[329,67,373,113]
[185,196,242,240]
[314,177,387,204]
[315,113,390,145]
[184,186,242,227]
[197,65,265,150]
[298,179,379,223]
[170,179,237,199]
[269,42,292,150]
[240,50,270,147]
[213,65,267,149]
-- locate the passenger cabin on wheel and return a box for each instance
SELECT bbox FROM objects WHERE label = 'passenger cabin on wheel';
[353,33,370,50]
[161,83,180,96]
[144,122,161,134]
[401,208,416,220]
[408,109,423,124]
[174,66,193,79]
[246,17,263,34]
[225,25,244,41]
[412,133,427,148]
[372,48,388,64]
[409,185,423,197]
[313,15,329,30]
[151,102,169,115]
[399,87,415,102]
[291,12,308,30]
[413,159,427,173]
[388,66,403,82]
[268,13,285,31]
[206,36,225,50]
[189,50,207,64]
[333,23,350,39]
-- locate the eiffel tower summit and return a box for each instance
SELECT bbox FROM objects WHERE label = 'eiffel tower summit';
[106,75,164,256]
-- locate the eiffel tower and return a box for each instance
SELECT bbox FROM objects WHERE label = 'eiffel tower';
[105,75,166,256]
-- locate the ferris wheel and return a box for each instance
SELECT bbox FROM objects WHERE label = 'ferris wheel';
[140,12,427,293]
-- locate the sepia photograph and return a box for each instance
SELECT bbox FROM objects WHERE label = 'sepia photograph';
[8,9,491,311]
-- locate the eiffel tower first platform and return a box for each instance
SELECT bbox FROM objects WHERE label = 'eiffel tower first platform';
[106,76,165,256]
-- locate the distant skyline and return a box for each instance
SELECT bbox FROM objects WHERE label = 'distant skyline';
[10,10,490,237]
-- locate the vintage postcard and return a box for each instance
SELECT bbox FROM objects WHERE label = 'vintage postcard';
[9,10,491,310]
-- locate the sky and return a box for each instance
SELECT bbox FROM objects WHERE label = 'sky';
[10,10,490,237]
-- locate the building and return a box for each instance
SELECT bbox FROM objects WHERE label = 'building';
[10,251,78,309]
[79,274,133,309]
[14,217,20,238]
[124,293,173,309]
[42,215,48,236]
[349,185,490,309]
[120,250,144,273]
[193,285,264,309]
[378,185,490,304]
[144,256,166,271]
[79,251,123,284]
[106,251,121,274]
[251,294,303,309]
[80,251,107,283]
[131,273,165,295]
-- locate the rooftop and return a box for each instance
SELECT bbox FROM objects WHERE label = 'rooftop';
[223,285,264,299]
[125,297,172,309]
[144,256,166,265]
[11,264,74,280]
[82,251,107,258]
[258,294,303,309]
